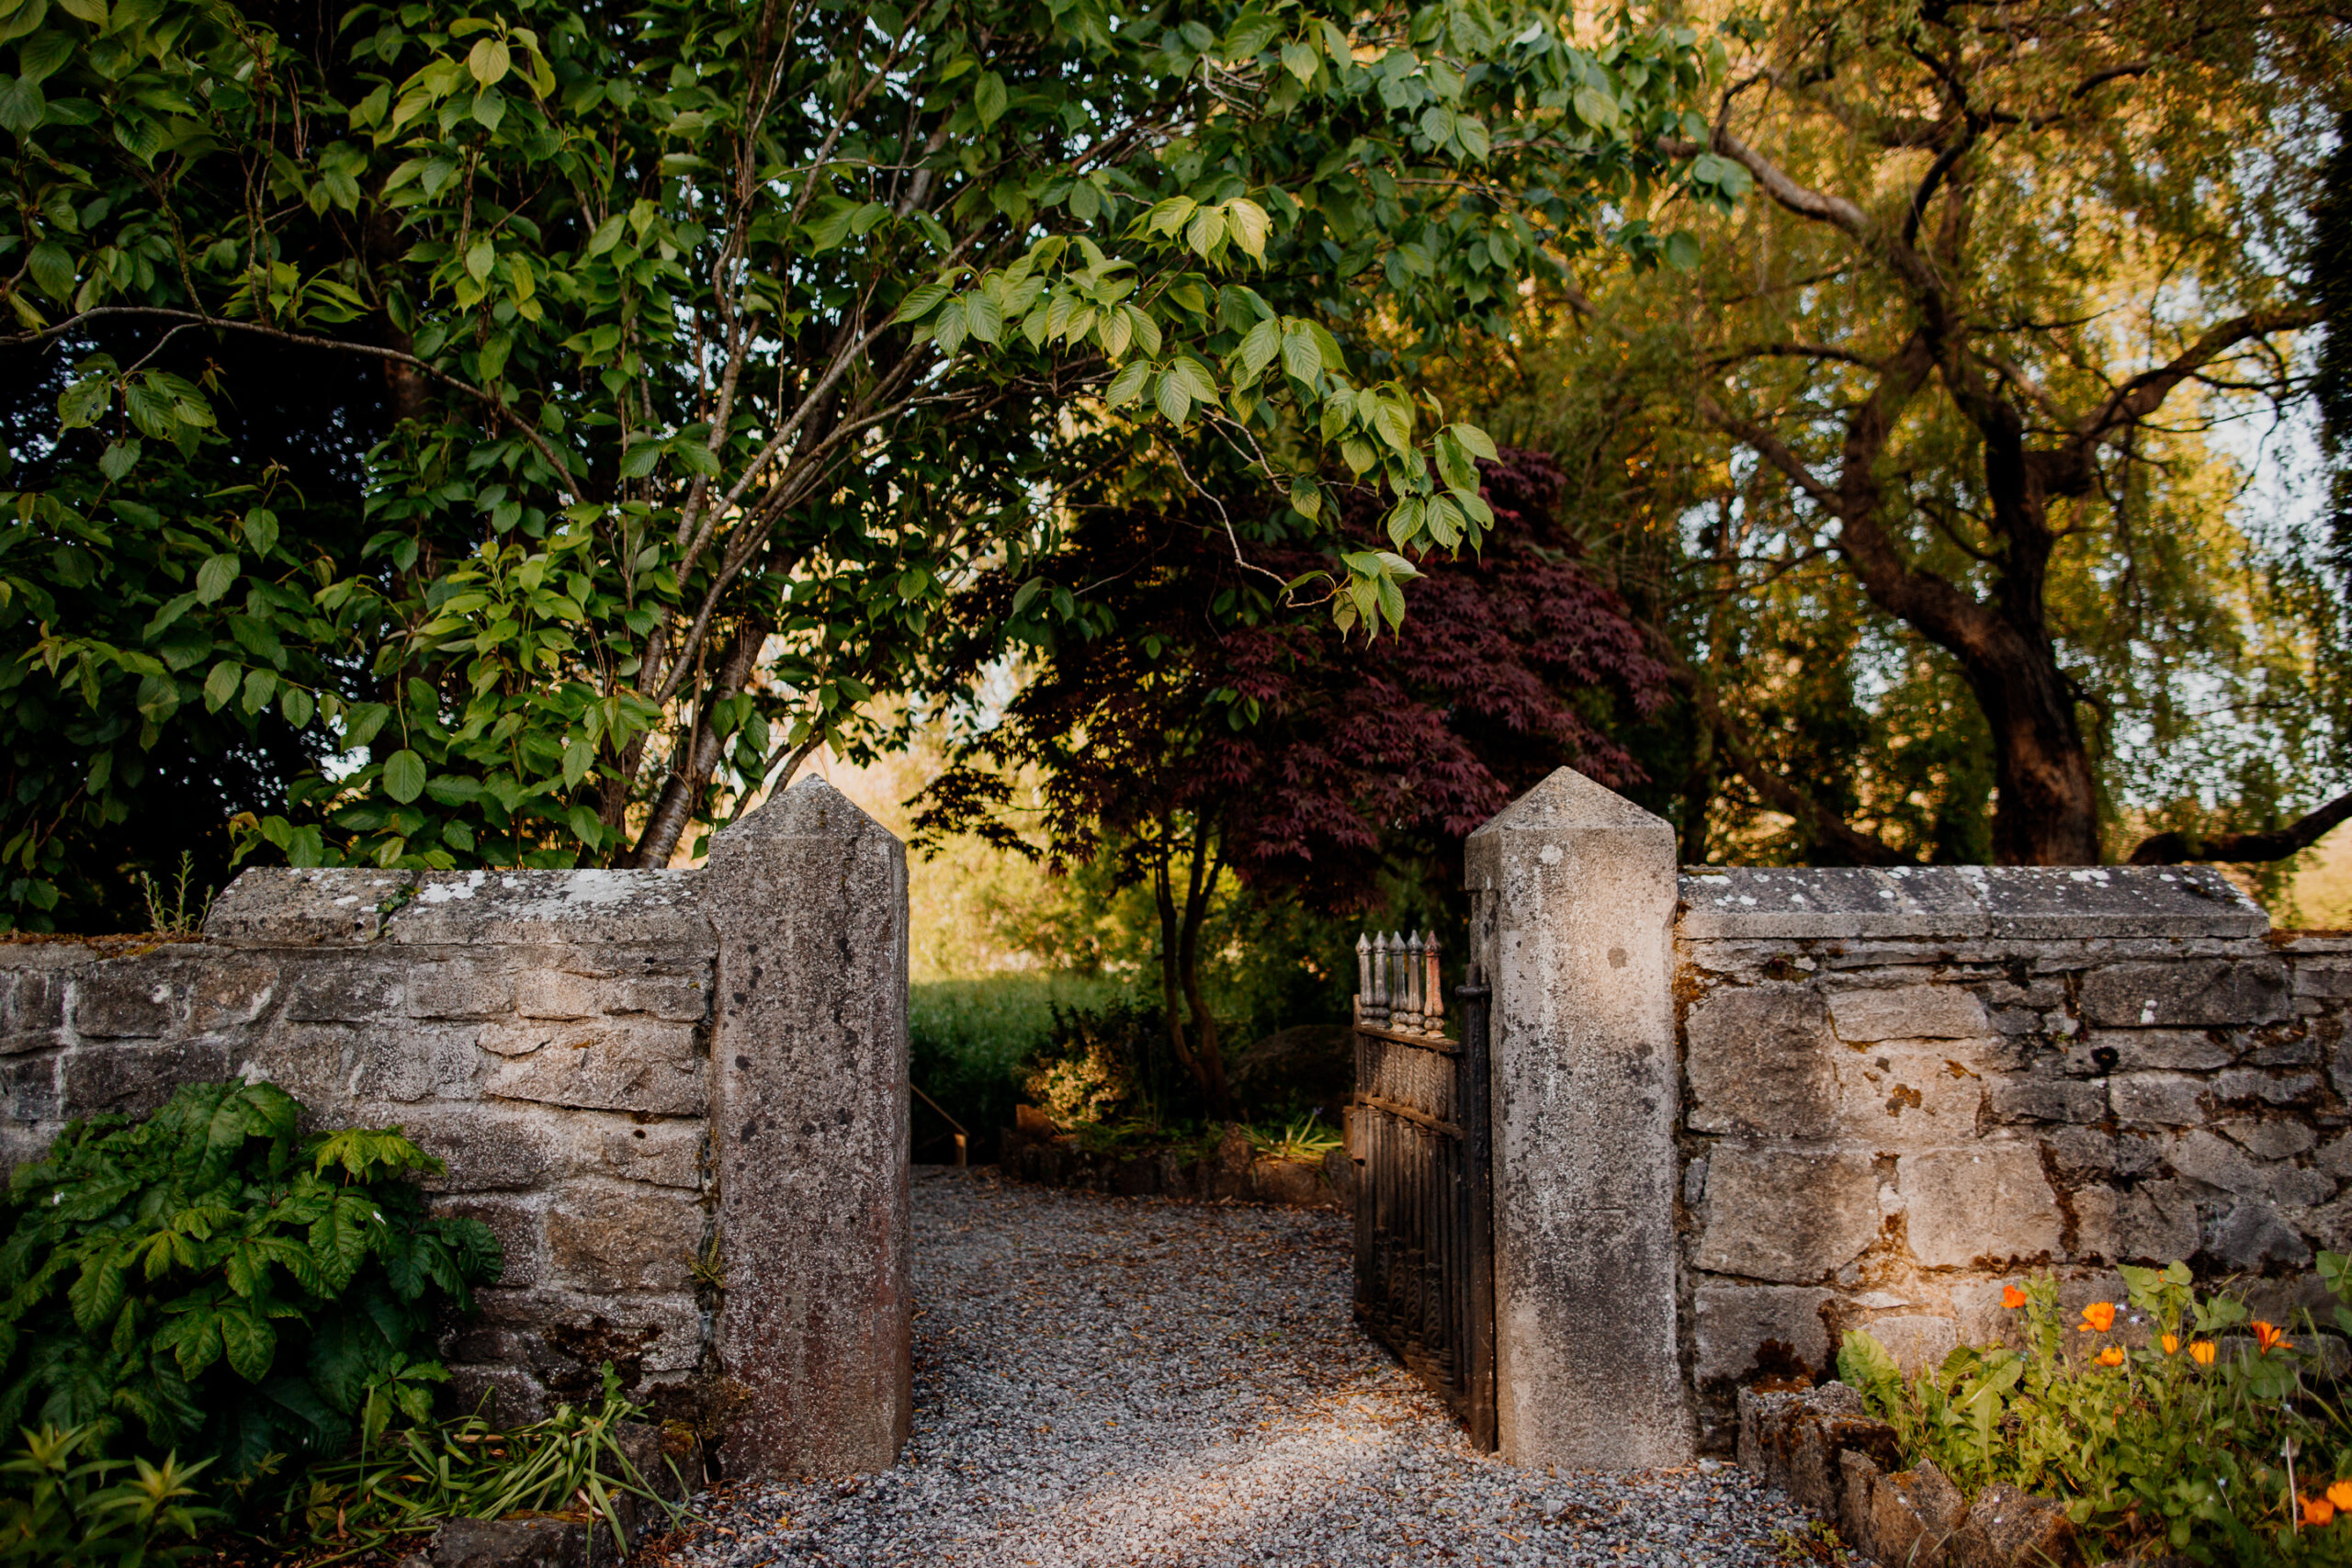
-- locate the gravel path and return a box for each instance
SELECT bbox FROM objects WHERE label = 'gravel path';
[665,1168,1818,1567]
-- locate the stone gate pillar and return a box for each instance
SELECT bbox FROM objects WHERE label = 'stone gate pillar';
[702,777,911,1476]
[1465,767,1690,1468]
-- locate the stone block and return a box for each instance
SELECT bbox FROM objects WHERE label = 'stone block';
[2040,1127,2117,1181]
[285,962,404,1023]
[1860,1314,1959,1376]
[592,1120,704,1190]
[2295,961,2352,998]
[2110,1072,2203,1128]
[380,1103,563,1192]
[2210,1200,2312,1270]
[2081,1028,2234,1072]
[1,1054,60,1122]
[1850,1454,1968,1568]
[545,1187,706,1293]
[1684,986,1838,1138]
[391,869,712,948]
[184,957,278,1033]
[2080,958,2289,1029]
[611,976,708,1022]
[1900,1145,2063,1269]
[428,1516,584,1568]
[2245,1033,2320,1066]
[1696,1149,1881,1282]
[2073,1182,2201,1265]
[483,1021,705,1114]
[1949,1484,2080,1568]
[480,1019,560,1056]
[703,777,912,1478]
[407,962,514,1021]
[2164,1128,2335,1204]
[60,1041,230,1115]
[71,960,187,1038]
[2213,1067,2320,1105]
[1679,865,1989,941]
[515,971,606,1021]
[1838,1044,1988,1145]
[204,867,418,945]
[1988,1074,2105,1125]
[236,1025,356,1105]
[1828,986,1991,1043]
[1736,1382,1902,1524]
[2222,1120,2317,1160]
[1694,1284,1834,1386]
[351,1024,485,1104]
[1968,864,2265,941]
[0,969,66,1054]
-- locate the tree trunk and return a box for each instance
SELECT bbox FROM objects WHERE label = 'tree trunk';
[1174,816,1233,1119]
[627,618,767,868]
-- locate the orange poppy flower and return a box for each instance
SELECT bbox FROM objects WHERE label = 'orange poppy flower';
[2189,1341,2217,1367]
[2078,1302,2117,1334]
[2331,1481,2352,1513]
[2097,1347,2126,1368]
[2255,1321,2292,1353]
[2306,1495,2337,1528]
[2002,1284,2028,1310]
[2161,1334,2179,1356]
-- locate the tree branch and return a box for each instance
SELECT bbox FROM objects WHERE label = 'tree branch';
[2128,791,2352,866]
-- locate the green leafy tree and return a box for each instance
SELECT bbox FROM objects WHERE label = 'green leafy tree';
[0,0,1729,925]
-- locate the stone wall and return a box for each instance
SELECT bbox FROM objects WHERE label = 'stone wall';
[0,777,909,1479]
[1677,863,2352,1450]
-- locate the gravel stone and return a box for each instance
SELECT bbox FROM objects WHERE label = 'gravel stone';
[663,1169,1820,1566]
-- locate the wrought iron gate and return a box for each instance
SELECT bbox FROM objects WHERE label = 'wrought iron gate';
[1350,931,1497,1450]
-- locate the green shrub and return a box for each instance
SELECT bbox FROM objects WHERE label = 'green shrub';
[1841,1258,2352,1564]
[0,1081,502,1480]
[0,1425,214,1567]
[910,974,1123,1150]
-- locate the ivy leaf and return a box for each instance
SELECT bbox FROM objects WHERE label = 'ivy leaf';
[380,750,426,804]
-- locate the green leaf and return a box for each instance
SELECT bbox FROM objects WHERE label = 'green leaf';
[220,1303,277,1382]
[195,553,240,604]
[18,28,71,85]
[342,703,391,750]
[243,507,279,556]
[98,439,140,481]
[280,686,315,728]
[467,37,510,86]
[381,750,426,804]
[26,241,73,302]
[1280,39,1317,82]
[1226,198,1271,260]
[1281,327,1321,384]
[1185,205,1225,258]
[1153,368,1191,426]
[1105,358,1153,407]
[1665,231,1702,273]
[894,281,950,323]
[0,74,45,135]
[1238,318,1281,379]
[973,70,1006,128]
[586,213,627,255]
[561,736,592,788]
[618,440,662,479]
[1372,398,1413,454]
[203,661,243,711]
[1451,422,1498,462]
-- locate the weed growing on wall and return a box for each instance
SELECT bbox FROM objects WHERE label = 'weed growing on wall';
[0,1081,502,1480]
[1842,1259,2352,1562]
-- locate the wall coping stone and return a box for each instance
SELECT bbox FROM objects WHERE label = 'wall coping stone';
[205,867,420,945]
[1677,863,2266,942]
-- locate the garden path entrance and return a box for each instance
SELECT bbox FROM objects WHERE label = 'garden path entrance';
[662,1171,1810,1568]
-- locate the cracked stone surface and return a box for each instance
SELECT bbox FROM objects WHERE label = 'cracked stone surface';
[658,1170,1815,1567]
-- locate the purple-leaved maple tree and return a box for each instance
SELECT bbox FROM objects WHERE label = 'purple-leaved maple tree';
[915,447,1671,1115]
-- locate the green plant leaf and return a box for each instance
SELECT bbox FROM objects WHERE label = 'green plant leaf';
[381,750,426,804]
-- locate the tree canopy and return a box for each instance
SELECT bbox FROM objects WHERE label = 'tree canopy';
[0,0,1729,927]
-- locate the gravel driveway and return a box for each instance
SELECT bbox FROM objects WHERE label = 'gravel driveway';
[663,1168,1817,1567]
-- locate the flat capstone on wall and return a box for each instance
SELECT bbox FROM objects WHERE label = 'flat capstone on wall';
[0,777,910,1479]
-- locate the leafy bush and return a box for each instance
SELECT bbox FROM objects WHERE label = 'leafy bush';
[0,1425,213,1567]
[1841,1258,2352,1564]
[0,1081,502,1480]
[909,974,1122,1154]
